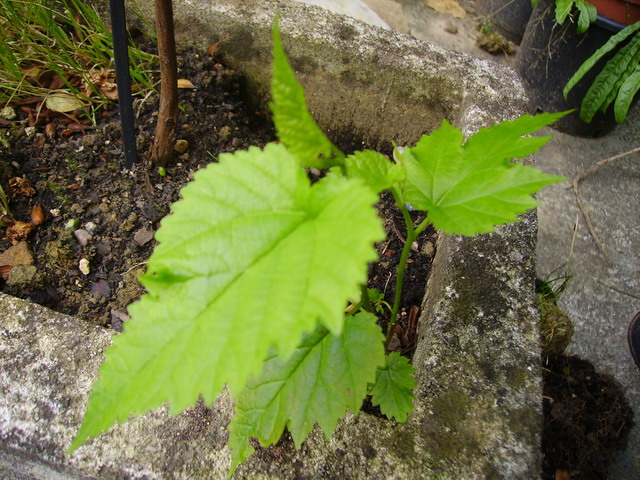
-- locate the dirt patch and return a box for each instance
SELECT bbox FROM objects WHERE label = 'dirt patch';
[0,49,274,328]
[542,354,634,480]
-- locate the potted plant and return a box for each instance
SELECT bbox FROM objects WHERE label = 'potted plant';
[564,19,640,124]
[0,0,563,478]
[517,0,639,136]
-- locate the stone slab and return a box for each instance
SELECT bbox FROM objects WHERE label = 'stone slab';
[535,104,640,479]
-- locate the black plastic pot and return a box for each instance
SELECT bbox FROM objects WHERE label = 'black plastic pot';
[516,0,625,137]
[476,0,533,44]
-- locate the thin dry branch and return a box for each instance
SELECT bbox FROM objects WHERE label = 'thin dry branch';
[572,146,640,264]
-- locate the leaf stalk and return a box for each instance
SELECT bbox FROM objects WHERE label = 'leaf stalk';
[385,191,431,350]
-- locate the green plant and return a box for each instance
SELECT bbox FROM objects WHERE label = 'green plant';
[533,0,596,33]
[69,19,565,474]
[0,0,156,120]
[564,20,640,123]
[367,287,392,315]
[43,179,71,205]
[536,267,574,357]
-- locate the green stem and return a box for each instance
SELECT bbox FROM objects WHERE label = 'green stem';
[346,300,363,317]
[360,284,373,313]
[385,189,431,350]
[385,220,416,348]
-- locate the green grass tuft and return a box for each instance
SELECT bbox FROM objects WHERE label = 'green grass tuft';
[0,0,157,122]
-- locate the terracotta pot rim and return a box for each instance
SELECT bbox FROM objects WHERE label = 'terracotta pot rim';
[588,0,640,25]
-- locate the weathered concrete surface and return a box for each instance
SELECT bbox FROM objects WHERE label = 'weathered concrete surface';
[1,1,543,478]
[130,0,528,152]
[535,104,640,479]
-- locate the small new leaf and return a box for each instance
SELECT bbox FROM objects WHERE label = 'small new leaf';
[70,143,383,451]
[344,150,405,193]
[271,18,343,169]
[371,352,416,422]
[228,312,385,475]
[399,113,565,235]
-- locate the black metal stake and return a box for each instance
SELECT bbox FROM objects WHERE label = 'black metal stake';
[109,0,137,168]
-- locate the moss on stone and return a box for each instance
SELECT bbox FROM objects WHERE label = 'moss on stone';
[431,389,470,427]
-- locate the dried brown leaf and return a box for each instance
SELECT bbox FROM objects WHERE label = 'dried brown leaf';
[84,68,119,100]
[207,34,229,58]
[48,74,65,90]
[0,264,12,281]
[8,176,36,197]
[33,134,46,148]
[6,221,35,244]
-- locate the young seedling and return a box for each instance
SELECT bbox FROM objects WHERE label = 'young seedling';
[69,18,565,475]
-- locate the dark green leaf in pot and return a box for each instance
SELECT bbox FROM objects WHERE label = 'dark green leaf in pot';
[579,34,640,122]
[564,21,640,100]
[614,64,640,123]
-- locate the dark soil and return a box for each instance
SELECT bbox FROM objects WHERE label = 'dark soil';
[0,47,434,349]
[542,354,634,480]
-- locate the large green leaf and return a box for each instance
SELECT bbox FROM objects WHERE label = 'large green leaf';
[228,312,385,475]
[270,18,343,169]
[370,352,416,422]
[70,143,384,451]
[399,114,565,235]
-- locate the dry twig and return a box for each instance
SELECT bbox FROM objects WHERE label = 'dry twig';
[572,146,640,264]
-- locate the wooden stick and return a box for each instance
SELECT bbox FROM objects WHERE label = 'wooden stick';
[149,0,178,166]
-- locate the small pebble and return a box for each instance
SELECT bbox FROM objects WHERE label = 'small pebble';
[79,258,90,275]
[79,133,100,147]
[74,229,93,247]
[133,227,154,246]
[0,106,16,120]
[444,22,458,34]
[64,218,80,230]
[218,125,232,140]
[422,241,435,258]
[174,139,189,153]
[84,221,97,234]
